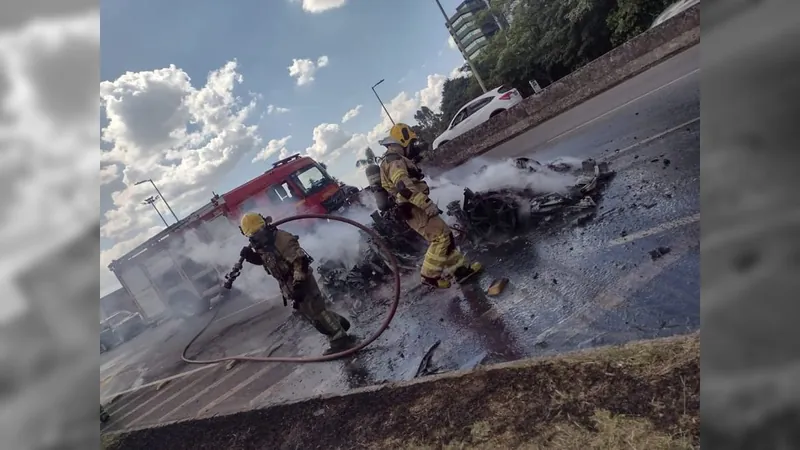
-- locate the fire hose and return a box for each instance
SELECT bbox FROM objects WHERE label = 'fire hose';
[180,213,401,364]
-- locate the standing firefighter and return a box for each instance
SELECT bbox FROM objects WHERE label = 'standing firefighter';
[373,123,482,288]
[230,212,355,354]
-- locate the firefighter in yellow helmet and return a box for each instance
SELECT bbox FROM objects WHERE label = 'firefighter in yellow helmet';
[378,123,482,288]
[235,212,355,354]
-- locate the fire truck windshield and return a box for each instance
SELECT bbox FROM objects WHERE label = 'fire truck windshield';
[292,165,332,195]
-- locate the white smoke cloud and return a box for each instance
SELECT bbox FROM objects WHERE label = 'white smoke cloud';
[125,154,584,311]
[426,156,582,224]
[162,194,378,303]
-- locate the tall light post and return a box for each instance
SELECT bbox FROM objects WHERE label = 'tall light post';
[143,195,169,227]
[433,0,488,93]
[135,178,179,222]
[371,79,395,125]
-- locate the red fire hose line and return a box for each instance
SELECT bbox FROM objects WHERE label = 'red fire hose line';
[181,213,401,364]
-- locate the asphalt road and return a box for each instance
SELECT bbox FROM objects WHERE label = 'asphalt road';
[100,46,700,434]
[486,44,699,162]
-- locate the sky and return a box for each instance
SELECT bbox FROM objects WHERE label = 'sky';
[99,0,471,295]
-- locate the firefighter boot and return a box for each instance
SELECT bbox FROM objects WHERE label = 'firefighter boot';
[421,275,452,289]
[323,332,358,356]
[453,262,483,285]
[330,311,351,331]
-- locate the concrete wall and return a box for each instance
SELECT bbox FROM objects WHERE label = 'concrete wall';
[424,4,700,170]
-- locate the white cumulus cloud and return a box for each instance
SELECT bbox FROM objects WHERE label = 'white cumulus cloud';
[99,60,262,294]
[291,0,348,13]
[447,35,458,50]
[341,104,362,123]
[252,135,292,162]
[290,72,451,174]
[449,64,471,79]
[100,164,119,185]
[304,123,363,163]
[288,55,329,86]
[267,104,290,115]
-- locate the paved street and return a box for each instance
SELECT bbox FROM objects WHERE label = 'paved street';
[486,44,699,161]
[101,46,700,434]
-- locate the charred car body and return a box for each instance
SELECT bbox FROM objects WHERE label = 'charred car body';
[447,157,615,246]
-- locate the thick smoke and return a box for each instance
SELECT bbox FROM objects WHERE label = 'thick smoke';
[426,156,582,224]
[165,155,583,307]
[173,196,378,303]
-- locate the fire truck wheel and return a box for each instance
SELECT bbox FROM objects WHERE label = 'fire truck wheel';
[168,290,210,319]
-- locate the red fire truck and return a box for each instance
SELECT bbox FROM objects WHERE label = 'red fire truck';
[107,154,359,321]
[211,153,356,226]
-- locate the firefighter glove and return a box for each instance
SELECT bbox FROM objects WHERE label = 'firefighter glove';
[239,246,263,266]
[421,199,440,218]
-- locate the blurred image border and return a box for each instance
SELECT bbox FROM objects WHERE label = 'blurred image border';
[0,0,101,449]
[700,0,800,448]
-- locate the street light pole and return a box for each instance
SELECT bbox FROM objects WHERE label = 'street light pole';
[143,196,169,227]
[135,178,179,222]
[371,79,395,125]
[433,0,488,93]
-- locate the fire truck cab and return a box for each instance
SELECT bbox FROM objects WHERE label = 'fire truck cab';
[219,153,352,227]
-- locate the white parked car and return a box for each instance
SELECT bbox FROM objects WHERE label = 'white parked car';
[432,85,523,150]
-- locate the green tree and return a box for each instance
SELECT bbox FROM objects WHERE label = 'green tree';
[467,0,673,95]
[437,0,677,133]
[606,0,674,45]
[413,106,446,136]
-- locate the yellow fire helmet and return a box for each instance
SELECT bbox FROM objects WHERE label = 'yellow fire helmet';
[239,212,271,238]
[384,123,417,148]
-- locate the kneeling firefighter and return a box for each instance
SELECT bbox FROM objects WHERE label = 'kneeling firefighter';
[368,123,482,289]
[228,212,356,354]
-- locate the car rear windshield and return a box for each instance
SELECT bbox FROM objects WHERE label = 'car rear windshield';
[497,85,512,94]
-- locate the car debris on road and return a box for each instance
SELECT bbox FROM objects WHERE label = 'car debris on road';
[317,157,616,299]
[446,157,615,246]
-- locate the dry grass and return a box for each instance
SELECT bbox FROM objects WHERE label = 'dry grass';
[103,333,700,450]
[379,410,696,450]
[101,433,121,450]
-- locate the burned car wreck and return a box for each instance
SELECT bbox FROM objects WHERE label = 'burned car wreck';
[447,157,615,246]
[316,157,615,298]
[317,210,424,300]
